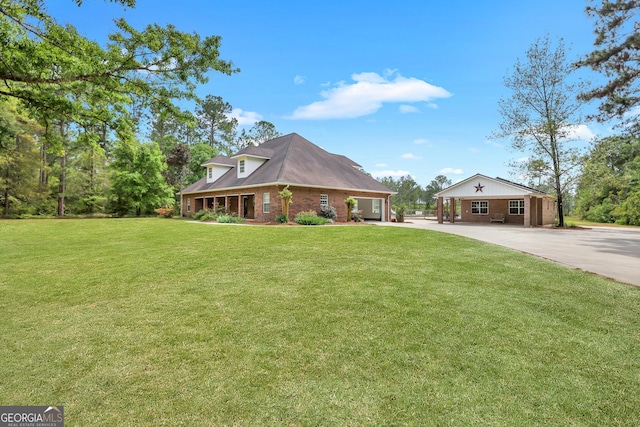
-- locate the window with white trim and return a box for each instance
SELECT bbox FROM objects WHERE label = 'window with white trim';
[263,193,270,213]
[208,167,213,179]
[509,199,525,215]
[471,200,488,215]
[372,199,381,214]
[187,198,191,213]
[320,194,328,207]
[239,159,245,173]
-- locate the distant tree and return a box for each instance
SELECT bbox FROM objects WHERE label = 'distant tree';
[377,175,422,208]
[576,1,640,134]
[195,95,237,154]
[577,135,640,224]
[110,140,173,216]
[424,174,452,207]
[494,36,586,227]
[377,176,400,193]
[0,100,43,216]
[164,143,192,191]
[236,121,282,149]
[65,130,110,214]
[187,143,218,184]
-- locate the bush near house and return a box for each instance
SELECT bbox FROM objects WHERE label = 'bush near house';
[217,214,244,224]
[319,205,337,221]
[275,214,289,223]
[294,210,328,225]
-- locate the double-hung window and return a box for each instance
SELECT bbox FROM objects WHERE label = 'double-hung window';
[263,193,270,213]
[320,194,328,207]
[509,200,525,215]
[208,167,213,179]
[372,199,381,214]
[471,200,488,215]
[239,160,245,173]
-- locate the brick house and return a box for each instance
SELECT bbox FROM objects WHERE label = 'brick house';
[180,133,395,222]
[435,173,556,226]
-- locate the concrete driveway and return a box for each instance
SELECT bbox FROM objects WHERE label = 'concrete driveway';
[377,219,640,287]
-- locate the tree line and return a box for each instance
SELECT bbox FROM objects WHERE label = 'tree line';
[0,1,280,217]
[1,1,639,224]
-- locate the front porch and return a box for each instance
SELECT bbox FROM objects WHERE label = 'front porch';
[193,193,256,219]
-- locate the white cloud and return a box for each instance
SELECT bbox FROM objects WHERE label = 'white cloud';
[371,169,411,178]
[413,138,430,145]
[564,124,596,141]
[515,156,529,163]
[228,108,262,126]
[375,163,388,167]
[399,105,419,113]
[287,70,452,120]
[439,167,464,175]
[294,75,306,85]
[402,153,422,160]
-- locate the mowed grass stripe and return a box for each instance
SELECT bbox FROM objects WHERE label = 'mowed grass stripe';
[0,218,638,426]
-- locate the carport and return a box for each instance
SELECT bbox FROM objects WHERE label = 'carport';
[435,174,556,227]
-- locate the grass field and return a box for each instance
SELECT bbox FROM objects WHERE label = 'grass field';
[0,218,638,426]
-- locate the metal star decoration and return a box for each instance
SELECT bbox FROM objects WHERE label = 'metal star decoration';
[474,182,484,192]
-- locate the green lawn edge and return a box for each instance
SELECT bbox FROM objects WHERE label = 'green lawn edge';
[1,218,638,426]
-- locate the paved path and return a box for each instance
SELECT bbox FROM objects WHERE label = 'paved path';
[376,219,640,287]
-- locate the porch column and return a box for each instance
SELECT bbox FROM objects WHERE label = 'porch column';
[523,195,531,227]
[437,197,443,224]
[450,197,455,223]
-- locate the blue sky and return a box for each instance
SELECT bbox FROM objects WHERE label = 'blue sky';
[48,0,606,187]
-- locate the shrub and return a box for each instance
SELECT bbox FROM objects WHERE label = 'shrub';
[352,209,364,222]
[154,206,175,218]
[199,212,218,221]
[279,186,293,219]
[294,210,328,225]
[345,197,357,221]
[275,214,289,224]
[393,203,407,223]
[193,209,209,220]
[217,214,245,224]
[319,205,337,221]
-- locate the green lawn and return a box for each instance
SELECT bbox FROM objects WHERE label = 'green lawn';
[1,218,638,426]
[564,215,640,228]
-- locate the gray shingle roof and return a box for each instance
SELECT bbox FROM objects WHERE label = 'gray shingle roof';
[182,133,394,194]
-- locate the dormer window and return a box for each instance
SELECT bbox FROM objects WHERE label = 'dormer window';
[208,167,213,179]
[239,160,245,173]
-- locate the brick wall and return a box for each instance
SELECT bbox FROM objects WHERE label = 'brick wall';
[459,197,555,225]
[182,185,391,222]
[460,199,524,224]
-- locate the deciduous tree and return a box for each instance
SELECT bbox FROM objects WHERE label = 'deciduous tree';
[494,36,586,226]
[110,139,173,216]
[0,0,238,134]
[577,135,640,224]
